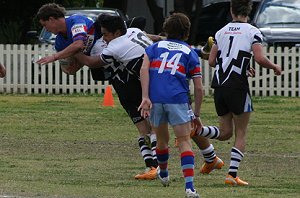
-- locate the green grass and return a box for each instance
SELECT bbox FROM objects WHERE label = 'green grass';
[0,94,299,198]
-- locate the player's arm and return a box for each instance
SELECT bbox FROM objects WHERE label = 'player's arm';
[192,76,203,129]
[36,40,84,65]
[54,40,84,60]
[74,52,107,68]
[252,43,282,75]
[138,54,152,118]
[192,76,203,117]
[145,33,166,42]
[208,44,218,67]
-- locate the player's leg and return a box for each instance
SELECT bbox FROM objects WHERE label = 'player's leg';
[148,123,158,168]
[130,110,158,180]
[167,103,200,197]
[134,120,158,180]
[193,121,234,141]
[225,112,250,186]
[59,56,83,75]
[173,122,200,198]
[224,89,252,186]
[192,136,224,174]
[112,79,158,179]
[155,123,170,186]
[149,103,170,186]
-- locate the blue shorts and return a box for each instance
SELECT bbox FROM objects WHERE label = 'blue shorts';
[149,103,193,127]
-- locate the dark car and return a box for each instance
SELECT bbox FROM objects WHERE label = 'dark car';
[189,0,261,45]
[252,0,300,47]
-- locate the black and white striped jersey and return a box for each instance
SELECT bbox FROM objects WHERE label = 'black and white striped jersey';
[211,22,263,89]
[100,27,153,83]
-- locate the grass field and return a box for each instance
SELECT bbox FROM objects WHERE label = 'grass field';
[0,94,299,198]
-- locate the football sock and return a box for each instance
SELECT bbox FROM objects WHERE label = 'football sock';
[228,147,244,178]
[181,150,195,191]
[156,148,169,178]
[198,126,220,139]
[150,133,158,167]
[200,144,216,163]
[138,136,155,168]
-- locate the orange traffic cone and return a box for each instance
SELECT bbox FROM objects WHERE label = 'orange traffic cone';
[103,85,114,107]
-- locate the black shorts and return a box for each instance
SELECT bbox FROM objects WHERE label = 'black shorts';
[213,87,253,116]
[112,77,144,124]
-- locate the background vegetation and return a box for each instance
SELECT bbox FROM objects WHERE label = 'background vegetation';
[0,94,299,197]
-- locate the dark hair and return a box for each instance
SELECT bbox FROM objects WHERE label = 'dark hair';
[231,0,252,17]
[162,13,190,40]
[96,14,127,35]
[36,3,66,21]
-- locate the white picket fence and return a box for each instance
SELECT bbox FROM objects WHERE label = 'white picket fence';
[0,44,299,96]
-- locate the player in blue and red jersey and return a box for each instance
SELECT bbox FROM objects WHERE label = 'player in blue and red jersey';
[139,13,201,198]
[36,3,99,74]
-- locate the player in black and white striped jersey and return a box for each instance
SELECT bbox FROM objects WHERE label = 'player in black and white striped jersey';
[207,0,282,186]
[77,14,159,180]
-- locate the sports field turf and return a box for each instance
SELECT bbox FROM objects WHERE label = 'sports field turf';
[0,94,299,197]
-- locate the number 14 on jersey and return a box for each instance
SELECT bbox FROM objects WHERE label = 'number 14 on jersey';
[158,52,182,75]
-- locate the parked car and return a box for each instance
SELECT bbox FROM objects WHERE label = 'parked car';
[190,0,261,45]
[252,0,300,47]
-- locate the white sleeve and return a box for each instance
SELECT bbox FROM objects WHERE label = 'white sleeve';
[90,38,107,56]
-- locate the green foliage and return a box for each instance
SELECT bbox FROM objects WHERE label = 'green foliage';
[0,95,299,197]
[0,20,23,44]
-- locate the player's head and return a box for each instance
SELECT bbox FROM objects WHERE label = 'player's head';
[96,14,127,44]
[162,13,190,41]
[231,0,252,17]
[37,3,66,21]
[37,3,66,34]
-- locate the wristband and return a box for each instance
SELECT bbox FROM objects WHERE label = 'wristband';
[194,114,200,118]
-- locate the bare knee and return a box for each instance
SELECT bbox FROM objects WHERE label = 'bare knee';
[218,128,233,141]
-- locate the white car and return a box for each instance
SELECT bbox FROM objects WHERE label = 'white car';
[252,0,300,47]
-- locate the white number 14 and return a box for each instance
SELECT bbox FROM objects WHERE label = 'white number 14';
[158,52,182,75]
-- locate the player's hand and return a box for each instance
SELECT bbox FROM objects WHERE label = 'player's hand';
[192,116,203,133]
[138,98,152,118]
[36,55,56,65]
[273,64,282,75]
[0,63,6,78]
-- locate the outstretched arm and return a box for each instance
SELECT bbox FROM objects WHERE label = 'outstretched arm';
[74,53,107,68]
[36,40,84,65]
